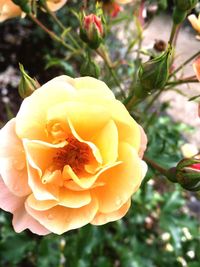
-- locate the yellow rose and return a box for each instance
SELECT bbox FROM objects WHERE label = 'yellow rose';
[188,13,200,35]
[0,0,67,22]
[0,76,147,235]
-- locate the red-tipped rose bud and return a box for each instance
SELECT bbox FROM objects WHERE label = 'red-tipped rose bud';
[167,156,200,191]
[80,14,103,49]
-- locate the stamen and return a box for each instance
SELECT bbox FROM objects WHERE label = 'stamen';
[53,136,91,175]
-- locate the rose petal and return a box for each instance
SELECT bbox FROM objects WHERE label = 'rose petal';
[72,76,115,99]
[16,76,76,140]
[47,0,67,12]
[91,120,118,165]
[25,199,98,234]
[91,198,131,225]
[47,101,111,141]
[13,206,50,235]
[63,161,121,190]
[0,0,22,22]
[93,142,142,213]
[59,187,91,208]
[138,125,147,158]
[0,119,30,196]
[0,178,25,212]
[27,194,58,211]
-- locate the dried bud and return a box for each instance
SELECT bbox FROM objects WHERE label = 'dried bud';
[134,46,171,98]
[167,156,200,191]
[18,63,40,98]
[80,57,100,78]
[154,40,167,52]
[80,14,103,49]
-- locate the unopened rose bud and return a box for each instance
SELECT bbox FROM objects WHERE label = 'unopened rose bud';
[134,46,171,98]
[167,156,200,191]
[80,14,104,49]
[80,57,100,78]
[18,63,40,98]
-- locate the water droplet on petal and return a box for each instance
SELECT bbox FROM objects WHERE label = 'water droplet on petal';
[47,213,54,220]
[13,159,25,171]
[116,197,123,207]
[13,185,19,192]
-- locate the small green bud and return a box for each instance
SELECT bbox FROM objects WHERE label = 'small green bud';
[167,156,200,191]
[80,57,100,78]
[134,46,172,98]
[12,0,31,13]
[80,14,104,50]
[173,0,198,24]
[18,63,40,98]
[175,0,198,12]
[173,7,187,24]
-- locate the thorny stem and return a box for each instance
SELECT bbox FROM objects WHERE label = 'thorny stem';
[96,47,126,98]
[144,156,168,176]
[44,6,81,50]
[168,23,179,46]
[29,14,77,52]
[166,78,199,86]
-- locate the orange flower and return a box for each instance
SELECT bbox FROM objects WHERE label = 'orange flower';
[188,13,200,35]
[193,57,200,81]
[98,0,133,17]
[0,0,67,22]
[0,76,147,235]
[0,0,22,22]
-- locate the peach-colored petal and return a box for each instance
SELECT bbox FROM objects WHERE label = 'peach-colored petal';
[68,119,102,164]
[25,199,98,234]
[63,161,121,190]
[23,138,67,174]
[91,120,118,165]
[26,163,59,201]
[0,178,25,212]
[138,125,147,158]
[47,0,67,12]
[73,96,141,151]
[0,0,23,22]
[59,188,91,208]
[27,194,58,211]
[16,76,76,140]
[91,198,131,225]
[47,101,111,141]
[13,206,50,235]
[188,14,200,34]
[0,119,30,196]
[23,139,68,201]
[71,76,115,99]
[93,142,142,213]
[193,57,200,81]
[116,0,133,4]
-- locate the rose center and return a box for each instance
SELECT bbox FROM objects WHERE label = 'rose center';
[53,136,91,175]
